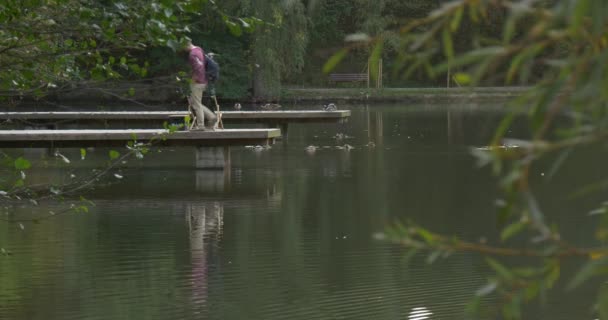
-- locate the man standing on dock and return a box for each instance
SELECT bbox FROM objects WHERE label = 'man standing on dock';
[184,39,218,130]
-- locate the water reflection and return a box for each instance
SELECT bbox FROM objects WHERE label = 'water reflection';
[0,103,599,320]
[186,202,224,316]
[408,306,433,320]
[195,169,230,193]
[365,106,384,146]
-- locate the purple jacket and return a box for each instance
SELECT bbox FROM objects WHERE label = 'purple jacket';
[189,46,207,84]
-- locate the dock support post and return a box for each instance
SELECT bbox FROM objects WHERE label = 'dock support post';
[195,146,231,170]
[280,123,288,139]
[268,123,288,140]
[195,146,231,192]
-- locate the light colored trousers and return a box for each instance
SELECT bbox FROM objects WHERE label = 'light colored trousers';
[190,82,217,128]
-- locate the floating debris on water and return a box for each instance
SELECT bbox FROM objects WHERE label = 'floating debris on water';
[333,133,353,141]
[475,145,521,151]
[245,145,271,152]
[335,144,354,151]
[305,145,318,154]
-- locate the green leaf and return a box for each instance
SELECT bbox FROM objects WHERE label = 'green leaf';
[506,44,545,84]
[453,73,471,86]
[486,258,514,280]
[80,148,87,160]
[442,28,454,60]
[433,47,506,74]
[323,48,349,74]
[524,192,550,238]
[547,148,572,180]
[128,87,135,96]
[475,281,498,297]
[545,262,560,289]
[109,150,120,160]
[567,257,608,290]
[225,20,242,37]
[450,6,464,32]
[491,109,517,145]
[416,228,435,243]
[14,157,31,170]
[501,221,527,241]
[426,250,442,264]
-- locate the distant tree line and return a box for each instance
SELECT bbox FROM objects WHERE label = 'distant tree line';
[1,0,513,104]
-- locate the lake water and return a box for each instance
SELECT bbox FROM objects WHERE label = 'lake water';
[0,102,603,319]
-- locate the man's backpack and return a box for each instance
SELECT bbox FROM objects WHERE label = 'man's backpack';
[204,54,220,82]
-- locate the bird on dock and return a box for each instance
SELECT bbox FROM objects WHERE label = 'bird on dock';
[261,103,281,110]
[234,103,242,110]
[323,103,337,111]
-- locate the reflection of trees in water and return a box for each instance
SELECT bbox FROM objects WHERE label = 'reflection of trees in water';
[366,106,384,146]
[362,103,532,147]
[186,202,224,317]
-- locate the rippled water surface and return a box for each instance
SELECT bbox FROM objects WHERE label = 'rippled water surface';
[0,103,603,319]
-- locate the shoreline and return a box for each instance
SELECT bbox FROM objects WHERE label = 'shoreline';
[5,85,529,110]
[281,87,528,104]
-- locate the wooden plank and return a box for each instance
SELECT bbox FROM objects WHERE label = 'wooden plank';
[0,111,187,120]
[220,110,350,121]
[0,128,280,148]
[0,110,351,125]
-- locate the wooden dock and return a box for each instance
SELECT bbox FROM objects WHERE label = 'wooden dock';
[0,128,280,148]
[0,110,351,127]
[221,110,351,123]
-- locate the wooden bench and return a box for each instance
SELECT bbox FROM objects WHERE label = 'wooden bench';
[328,73,368,86]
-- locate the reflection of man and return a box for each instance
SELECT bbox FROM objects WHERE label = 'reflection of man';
[184,39,217,130]
[187,202,224,314]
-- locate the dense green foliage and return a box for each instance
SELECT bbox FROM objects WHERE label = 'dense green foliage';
[0,0,212,102]
[2,0,499,103]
